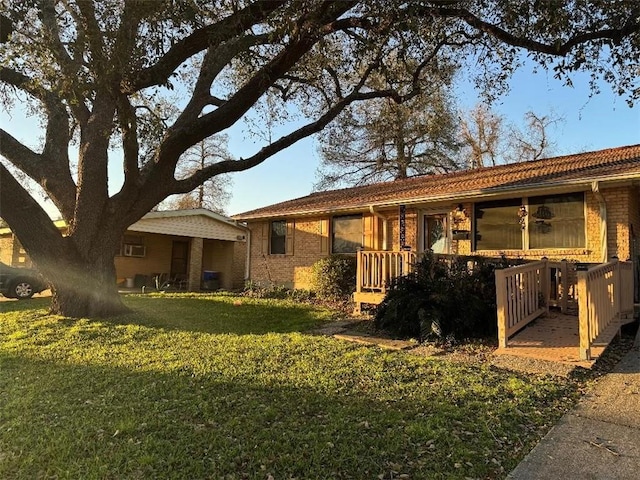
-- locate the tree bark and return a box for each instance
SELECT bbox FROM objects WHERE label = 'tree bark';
[42,242,129,318]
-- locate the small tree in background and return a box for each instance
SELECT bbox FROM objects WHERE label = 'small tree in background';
[459,104,564,168]
[163,136,233,214]
[315,83,461,190]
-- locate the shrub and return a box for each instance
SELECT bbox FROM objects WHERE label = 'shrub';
[310,255,357,301]
[375,253,512,343]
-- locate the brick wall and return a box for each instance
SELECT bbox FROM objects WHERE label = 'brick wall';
[248,216,328,289]
[114,232,174,280]
[603,186,635,261]
[0,235,15,265]
[246,187,638,287]
[232,241,247,290]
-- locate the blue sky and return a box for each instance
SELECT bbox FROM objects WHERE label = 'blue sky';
[225,66,639,215]
[1,63,638,218]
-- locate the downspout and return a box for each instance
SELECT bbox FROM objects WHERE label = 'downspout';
[369,205,388,250]
[592,181,608,263]
[244,226,251,282]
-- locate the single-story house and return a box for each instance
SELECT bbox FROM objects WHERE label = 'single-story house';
[0,209,248,291]
[233,144,640,300]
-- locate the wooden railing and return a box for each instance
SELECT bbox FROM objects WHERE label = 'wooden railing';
[356,250,416,293]
[495,261,548,348]
[577,259,635,360]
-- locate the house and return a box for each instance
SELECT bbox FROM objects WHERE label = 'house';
[0,209,248,291]
[233,144,640,291]
[234,144,639,363]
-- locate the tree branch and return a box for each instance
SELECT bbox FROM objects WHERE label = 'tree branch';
[172,87,404,194]
[429,6,640,56]
[0,164,67,264]
[41,0,90,125]
[124,1,287,93]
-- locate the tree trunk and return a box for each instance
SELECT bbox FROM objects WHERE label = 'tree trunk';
[36,241,129,318]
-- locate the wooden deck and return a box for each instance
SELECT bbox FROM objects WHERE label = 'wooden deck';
[494,311,631,368]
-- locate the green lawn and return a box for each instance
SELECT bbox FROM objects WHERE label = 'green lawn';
[1,294,582,479]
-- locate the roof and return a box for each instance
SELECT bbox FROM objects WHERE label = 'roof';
[233,144,640,220]
[128,209,247,242]
[0,209,247,242]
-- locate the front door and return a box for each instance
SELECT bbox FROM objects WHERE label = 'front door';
[421,213,450,254]
[171,240,189,277]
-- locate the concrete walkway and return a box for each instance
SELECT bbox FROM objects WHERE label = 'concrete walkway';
[508,326,640,480]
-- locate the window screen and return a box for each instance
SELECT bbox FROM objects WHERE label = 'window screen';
[475,199,523,250]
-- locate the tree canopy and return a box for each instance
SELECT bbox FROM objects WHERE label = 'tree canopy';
[0,0,638,316]
[315,87,461,190]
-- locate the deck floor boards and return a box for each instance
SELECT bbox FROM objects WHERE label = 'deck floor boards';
[494,311,623,368]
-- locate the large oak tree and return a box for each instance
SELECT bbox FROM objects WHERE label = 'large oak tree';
[1,0,638,317]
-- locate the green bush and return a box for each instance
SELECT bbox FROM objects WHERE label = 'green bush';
[310,255,357,301]
[375,253,512,343]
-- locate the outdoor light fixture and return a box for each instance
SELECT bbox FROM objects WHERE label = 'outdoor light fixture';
[452,203,467,225]
[518,205,528,229]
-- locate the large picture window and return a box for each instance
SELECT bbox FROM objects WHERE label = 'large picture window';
[270,220,286,255]
[474,193,586,251]
[332,215,362,253]
[529,193,585,249]
[475,199,523,250]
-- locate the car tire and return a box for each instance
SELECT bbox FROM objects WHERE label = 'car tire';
[10,279,35,299]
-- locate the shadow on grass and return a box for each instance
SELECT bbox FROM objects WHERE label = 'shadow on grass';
[0,351,562,480]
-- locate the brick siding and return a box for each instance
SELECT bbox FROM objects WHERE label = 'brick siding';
[246,186,637,288]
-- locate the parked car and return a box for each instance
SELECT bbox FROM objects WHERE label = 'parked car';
[0,262,47,299]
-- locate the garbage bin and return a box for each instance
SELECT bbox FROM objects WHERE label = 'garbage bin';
[125,277,134,288]
[202,270,220,291]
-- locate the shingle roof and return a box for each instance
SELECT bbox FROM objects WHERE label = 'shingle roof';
[233,144,640,220]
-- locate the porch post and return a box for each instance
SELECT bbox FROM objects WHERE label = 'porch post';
[560,259,568,314]
[540,257,549,315]
[188,237,204,291]
[577,269,590,360]
[495,268,508,349]
[612,257,621,320]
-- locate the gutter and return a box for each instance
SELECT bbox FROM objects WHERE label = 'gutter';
[591,181,608,262]
[369,205,389,250]
[244,227,251,282]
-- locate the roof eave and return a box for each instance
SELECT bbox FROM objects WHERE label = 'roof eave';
[234,171,639,221]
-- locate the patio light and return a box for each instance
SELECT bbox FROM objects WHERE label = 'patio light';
[518,205,528,229]
[452,204,467,225]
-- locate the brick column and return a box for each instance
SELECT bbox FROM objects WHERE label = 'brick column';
[188,237,203,291]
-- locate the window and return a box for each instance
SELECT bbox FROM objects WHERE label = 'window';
[270,220,287,255]
[332,215,362,253]
[474,193,586,251]
[120,235,146,257]
[529,193,585,249]
[475,199,523,250]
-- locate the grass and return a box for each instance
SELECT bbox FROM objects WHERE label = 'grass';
[1,294,583,479]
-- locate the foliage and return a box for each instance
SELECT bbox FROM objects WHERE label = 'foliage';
[310,255,357,301]
[315,83,461,189]
[1,295,582,479]
[375,253,515,342]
